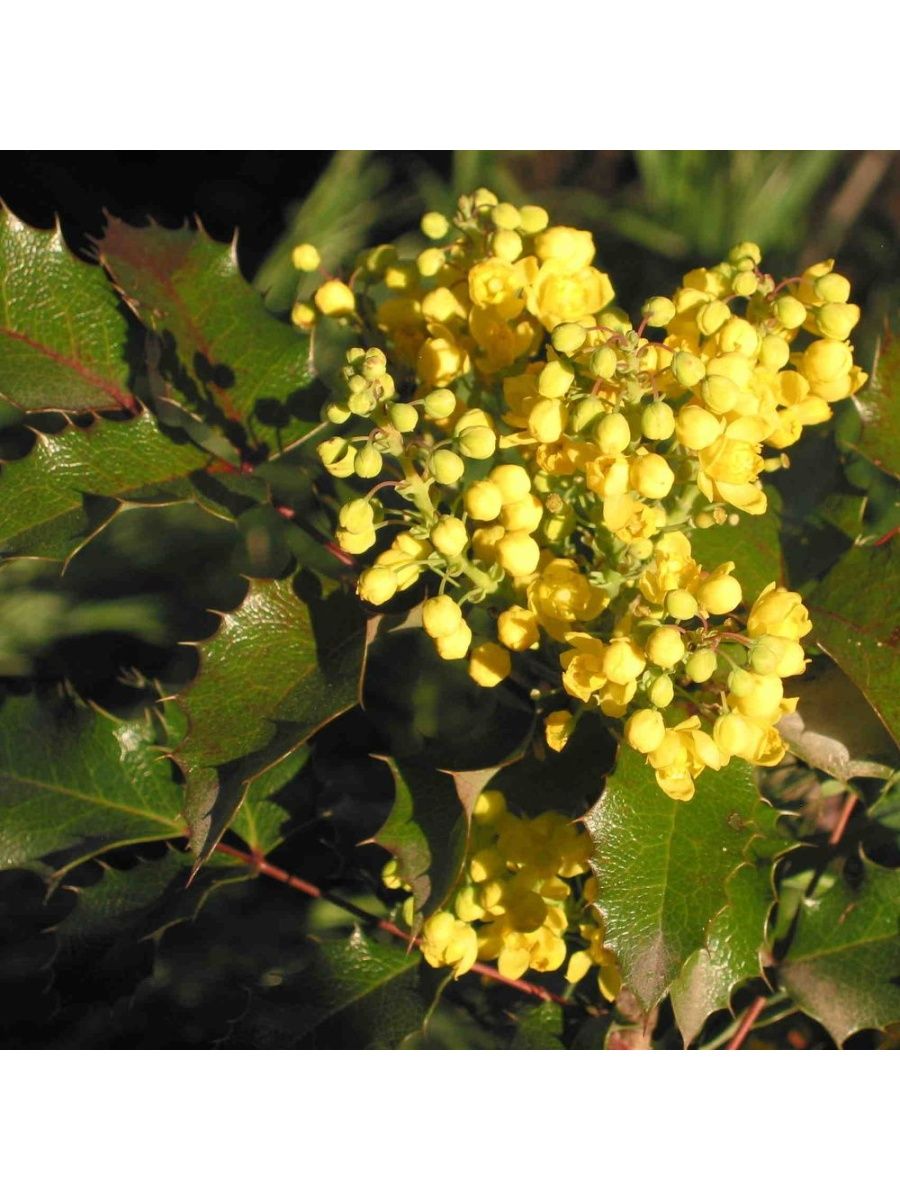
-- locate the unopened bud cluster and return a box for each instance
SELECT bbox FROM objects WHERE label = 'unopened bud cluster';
[298,190,865,800]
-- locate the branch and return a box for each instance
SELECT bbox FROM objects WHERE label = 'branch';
[214,841,576,1009]
[726,994,768,1050]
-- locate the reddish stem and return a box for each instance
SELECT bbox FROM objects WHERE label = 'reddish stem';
[829,791,859,845]
[214,842,574,1008]
[727,995,767,1049]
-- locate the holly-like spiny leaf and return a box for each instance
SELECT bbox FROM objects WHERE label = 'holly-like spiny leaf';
[585,745,790,1012]
[669,860,777,1046]
[691,485,784,601]
[0,693,185,875]
[0,208,139,415]
[808,539,900,748]
[228,930,426,1049]
[851,330,900,481]
[98,218,319,459]
[176,572,365,862]
[779,857,900,1045]
[0,412,211,560]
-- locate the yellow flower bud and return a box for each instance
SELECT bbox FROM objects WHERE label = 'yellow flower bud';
[626,708,666,754]
[696,299,730,336]
[630,452,674,499]
[314,279,356,316]
[337,527,375,554]
[528,397,565,443]
[641,402,675,441]
[813,272,851,304]
[497,532,541,577]
[430,448,465,485]
[431,516,468,558]
[421,211,449,240]
[468,642,512,688]
[732,270,758,297]
[291,302,316,330]
[518,205,549,234]
[490,202,520,230]
[544,709,573,751]
[435,621,473,660]
[473,789,506,824]
[423,388,457,420]
[357,566,398,606]
[538,360,575,398]
[697,571,742,615]
[684,648,717,682]
[815,302,860,341]
[603,638,646,685]
[317,437,356,478]
[501,493,543,533]
[648,674,674,708]
[458,425,497,460]
[354,444,383,479]
[729,241,762,266]
[774,295,807,330]
[676,405,722,450]
[465,480,504,521]
[672,351,706,389]
[472,187,499,209]
[590,346,618,380]
[759,334,791,371]
[730,672,783,722]
[717,317,759,358]
[339,497,376,533]
[750,635,806,678]
[490,463,532,502]
[417,248,445,277]
[388,402,418,433]
[423,594,463,640]
[700,374,740,415]
[292,243,320,271]
[713,712,759,759]
[747,584,812,641]
[641,296,676,327]
[492,229,523,262]
[665,588,698,620]
[646,626,685,669]
[498,605,539,652]
[552,322,588,356]
[595,412,632,455]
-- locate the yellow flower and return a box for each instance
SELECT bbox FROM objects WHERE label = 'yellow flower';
[526,261,615,331]
[421,911,478,977]
[527,557,608,641]
[468,257,527,320]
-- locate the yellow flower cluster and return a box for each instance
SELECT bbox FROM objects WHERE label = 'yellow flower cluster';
[384,789,618,996]
[298,189,864,801]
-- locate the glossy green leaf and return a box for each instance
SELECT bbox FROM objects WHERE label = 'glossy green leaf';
[229,744,310,855]
[510,1001,565,1049]
[98,219,319,457]
[585,745,788,1011]
[374,758,477,922]
[852,332,900,480]
[0,695,184,874]
[176,572,365,861]
[229,930,425,1049]
[691,486,784,601]
[0,413,210,559]
[670,861,776,1046]
[0,208,139,414]
[780,859,900,1045]
[808,540,900,747]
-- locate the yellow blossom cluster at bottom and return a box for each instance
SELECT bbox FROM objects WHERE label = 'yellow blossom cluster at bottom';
[384,790,619,999]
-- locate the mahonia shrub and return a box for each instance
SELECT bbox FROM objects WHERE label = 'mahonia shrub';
[0,185,896,1050]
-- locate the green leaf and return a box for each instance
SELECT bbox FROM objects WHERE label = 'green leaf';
[373,758,477,922]
[851,332,900,481]
[98,219,319,457]
[229,930,425,1049]
[510,1002,565,1049]
[0,208,139,414]
[176,572,365,861]
[808,540,900,747]
[0,694,184,874]
[777,660,897,782]
[229,744,310,855]
[584,745,789,1011]
[691,486,784,601]
[780,859,900,1045]
[0,413,210,559]
[669,861,776,1046]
